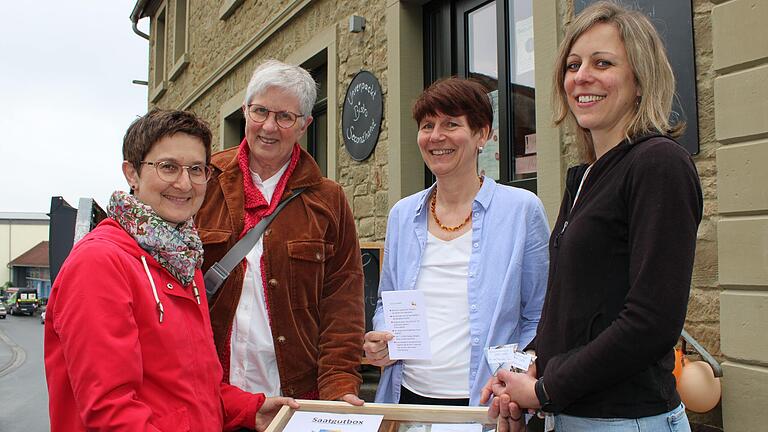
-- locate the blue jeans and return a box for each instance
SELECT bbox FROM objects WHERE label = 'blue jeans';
[554,404,690,432]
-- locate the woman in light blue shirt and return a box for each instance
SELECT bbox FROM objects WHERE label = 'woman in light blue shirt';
[363,78,549,408]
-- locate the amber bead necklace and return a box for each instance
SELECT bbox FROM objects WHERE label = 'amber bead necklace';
[430,176,484,232]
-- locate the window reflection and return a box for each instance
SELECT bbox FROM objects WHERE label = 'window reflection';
[425,0,538,189]
[468,2,501,180]
[509,0,536,181]
[468,2,498,78]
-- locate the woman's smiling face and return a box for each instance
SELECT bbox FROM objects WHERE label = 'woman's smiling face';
[564,22,639,143]
[122,133,208,224]
[417,113,487,179]
[243,86,311,179]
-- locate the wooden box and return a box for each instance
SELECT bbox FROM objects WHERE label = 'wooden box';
[265,400,496,432]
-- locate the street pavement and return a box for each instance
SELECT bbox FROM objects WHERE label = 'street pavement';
[0,327,13,370]
[0,313,50,431]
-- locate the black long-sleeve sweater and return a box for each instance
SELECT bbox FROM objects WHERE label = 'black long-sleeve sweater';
[532,134,702,418]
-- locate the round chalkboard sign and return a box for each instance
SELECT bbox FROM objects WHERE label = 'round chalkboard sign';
[342,71,383,162]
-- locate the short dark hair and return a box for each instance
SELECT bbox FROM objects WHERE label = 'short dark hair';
[122,109,212,172]
[412,77,493,137]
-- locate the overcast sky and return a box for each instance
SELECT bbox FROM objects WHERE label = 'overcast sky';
[0,2,150,213]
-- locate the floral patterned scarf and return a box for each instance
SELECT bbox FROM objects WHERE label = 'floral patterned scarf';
[107,191,203,286]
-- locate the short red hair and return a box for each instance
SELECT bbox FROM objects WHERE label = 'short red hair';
[412,77,493,138]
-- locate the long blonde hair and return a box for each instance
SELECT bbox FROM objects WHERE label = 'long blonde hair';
[552,1,683,163]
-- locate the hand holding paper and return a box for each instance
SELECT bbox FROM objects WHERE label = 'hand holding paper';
[486,344,535,375]
[363,330,396,367]
[381,290,431,360]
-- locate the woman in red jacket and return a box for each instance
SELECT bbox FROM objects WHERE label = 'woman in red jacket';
[44,109,298,431]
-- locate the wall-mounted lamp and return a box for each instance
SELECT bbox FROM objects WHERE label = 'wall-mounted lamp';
[349,15,366,33]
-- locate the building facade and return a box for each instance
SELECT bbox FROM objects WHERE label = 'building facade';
[0,212,50,288]
[8,241,52,299]
[131,0,768,429]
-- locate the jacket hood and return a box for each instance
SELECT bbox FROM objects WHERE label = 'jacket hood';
[83,217,184,323]
[566,133,671,192]
[77,218,162,270]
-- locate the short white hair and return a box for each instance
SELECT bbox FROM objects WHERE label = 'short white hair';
[243,59,318,119]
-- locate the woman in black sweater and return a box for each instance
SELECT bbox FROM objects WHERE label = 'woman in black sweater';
[482,2,702,431]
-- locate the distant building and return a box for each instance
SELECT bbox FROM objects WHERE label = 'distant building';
[8,241,51,298]
[0,212,49,287]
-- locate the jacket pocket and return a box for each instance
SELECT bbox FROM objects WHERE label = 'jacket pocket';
[150,406,191,432]
[198,229,232,264]
[198,228,231,245]
[198,229,232,246]
[287,240,334,309]
[667,403,689,431]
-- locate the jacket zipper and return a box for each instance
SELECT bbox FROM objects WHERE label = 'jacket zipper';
[553,221,568,248]
[553,185,574,249]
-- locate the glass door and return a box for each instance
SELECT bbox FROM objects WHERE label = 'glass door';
[423,0,537,192]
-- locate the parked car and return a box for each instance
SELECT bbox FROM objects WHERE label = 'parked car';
[8,287,38,316]
[0,303,6,319]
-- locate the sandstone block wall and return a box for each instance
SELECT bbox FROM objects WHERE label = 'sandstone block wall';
[711,0,768,430]
[149,0,391,243]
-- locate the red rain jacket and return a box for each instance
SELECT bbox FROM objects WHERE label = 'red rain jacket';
[45,218,264,431]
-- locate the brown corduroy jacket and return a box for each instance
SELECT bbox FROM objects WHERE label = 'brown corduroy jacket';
[194,145,364,400]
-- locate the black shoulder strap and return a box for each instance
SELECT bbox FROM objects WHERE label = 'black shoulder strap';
[203,187,306,301]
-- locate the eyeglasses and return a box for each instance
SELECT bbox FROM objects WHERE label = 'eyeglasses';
[140,161,212,185]
[246,104,304,129]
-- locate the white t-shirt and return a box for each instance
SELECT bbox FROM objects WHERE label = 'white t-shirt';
[402,230,473,398]
[228,162,289,395]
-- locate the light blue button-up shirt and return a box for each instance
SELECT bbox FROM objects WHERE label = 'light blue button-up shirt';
[372,177,550,406]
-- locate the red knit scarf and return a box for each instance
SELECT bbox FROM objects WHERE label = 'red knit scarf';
[237,138,301,236]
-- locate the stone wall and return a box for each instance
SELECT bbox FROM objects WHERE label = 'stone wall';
[334,2,389,243]
[687,1,721,427]
[150,0,391,243]
[711,0,768,429]
[687,0,720,359]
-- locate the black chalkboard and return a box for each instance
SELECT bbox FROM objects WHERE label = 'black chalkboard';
[360,242,383,333]
[342,71,383,161]
[574,0,699,154]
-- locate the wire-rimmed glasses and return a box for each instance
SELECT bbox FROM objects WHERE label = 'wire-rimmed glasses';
[245,104,304,129]
[140,161,212,185]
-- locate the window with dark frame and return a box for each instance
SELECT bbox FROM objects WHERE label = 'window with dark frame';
[300,53,329,176]
[423,0,537,193]
[222,110,246,150]
[170,0,189,80]
[174,0,187,62]
[153,6,167,88]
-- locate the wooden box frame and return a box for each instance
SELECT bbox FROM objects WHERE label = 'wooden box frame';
[360,242,384,266]
[266,400,494,432]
